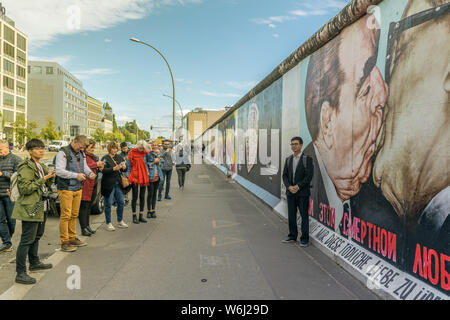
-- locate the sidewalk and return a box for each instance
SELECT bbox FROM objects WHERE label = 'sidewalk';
[0,164,379,300]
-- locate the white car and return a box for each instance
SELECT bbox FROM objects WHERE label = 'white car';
[48,140,69,152]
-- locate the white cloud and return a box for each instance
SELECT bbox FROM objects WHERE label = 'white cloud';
[28,55,74,67]
[273,33,280,39]
[2,0,204,50]
[200,91,241,98]
[225,81,257,90]
[176,78,193,85]
[72,68,118,80]
[104,38,112,43]
[253,0,347,31]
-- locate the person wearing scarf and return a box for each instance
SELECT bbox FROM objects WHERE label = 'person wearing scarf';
[127,140,150,224]
[79,139,104,236]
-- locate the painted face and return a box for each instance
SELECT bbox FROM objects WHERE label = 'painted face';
[317,16,387,201]
[373,3,450,221]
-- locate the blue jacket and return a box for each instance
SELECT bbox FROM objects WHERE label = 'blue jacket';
[144,152,165,181]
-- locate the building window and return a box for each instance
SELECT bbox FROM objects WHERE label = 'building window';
[4,26,15,44]
[3,93,14,107]
[17,66,26,79]
[46,66,54,75]
[3,76,14,91]
[29,66,42,74]
[17,50,26,65]
[3,42,14,58]
[16,112,25,122]
[2,110,14,123]
[17,34,26,51]
[16,97,26,112]
[17,81,26,96]
[70,126,80,137]
[3,59,14,75]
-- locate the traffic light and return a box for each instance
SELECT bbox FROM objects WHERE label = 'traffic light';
[150,125,153,130]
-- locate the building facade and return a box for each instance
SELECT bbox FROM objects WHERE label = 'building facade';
[27,61,88,141]
[102,104,113,134]
[0,15,28,143]
[181,109,227,141]
[87,96,102,138]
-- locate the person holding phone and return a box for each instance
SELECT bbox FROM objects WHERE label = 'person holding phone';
[101,142,127,231]
[12,139,56,284]
[79,139,104,236]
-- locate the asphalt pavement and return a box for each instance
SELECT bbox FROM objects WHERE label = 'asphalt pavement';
[0,164,379,300]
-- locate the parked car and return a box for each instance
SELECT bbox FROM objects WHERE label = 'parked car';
[45,162,104,216]
[48,140,69,152]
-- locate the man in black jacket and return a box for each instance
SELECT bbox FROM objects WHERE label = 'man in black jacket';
[282,137,314,246]
[0,140,22,253]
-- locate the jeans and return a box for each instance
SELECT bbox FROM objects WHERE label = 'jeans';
[147,180,159,211]
[158,169,172,197]
[287,195,309,243]
[104,182,124,224]
[131,184,146,213]
[0,196,15,246]
[57,190,82,244]
[16,212,47,273]
[176,168,187,187]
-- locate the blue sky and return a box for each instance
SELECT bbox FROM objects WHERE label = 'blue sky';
[6,0,346,138]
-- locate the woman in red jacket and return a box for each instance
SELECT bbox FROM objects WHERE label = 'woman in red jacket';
[127,140,150,224]
[79,139,104,236]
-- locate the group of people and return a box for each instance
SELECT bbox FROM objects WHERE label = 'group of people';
[0,135,191,285]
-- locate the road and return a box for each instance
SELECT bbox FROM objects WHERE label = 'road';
[0,164,378,300]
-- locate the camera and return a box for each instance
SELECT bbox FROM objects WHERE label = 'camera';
[42,190,58,201]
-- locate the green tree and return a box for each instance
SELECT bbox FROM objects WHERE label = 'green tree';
[92,127,105,143]
[40,117,62,142]
[11,119,39,145]
[105,132,115,142]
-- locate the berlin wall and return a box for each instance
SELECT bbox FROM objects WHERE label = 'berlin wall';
[195,0,450,300]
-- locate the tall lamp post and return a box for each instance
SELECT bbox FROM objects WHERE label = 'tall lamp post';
[130,38,176,140]
[162,94,184,129]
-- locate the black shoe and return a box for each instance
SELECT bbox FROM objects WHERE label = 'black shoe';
[0,243,12,253]
[151,212,157,218]
[15,272,36,285]
[29,262,53,272]
[138,214,147,223]
[133,214,139,224]
[299,241,309,247]
[282,237,296,243]
[81,228,92,237]
[147,212,152,219]
[86,226,96,234]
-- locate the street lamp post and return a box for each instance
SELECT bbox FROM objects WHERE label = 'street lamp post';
[162,94,184,130]
[130,38,176,140]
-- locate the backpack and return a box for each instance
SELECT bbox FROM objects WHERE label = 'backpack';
[9,171,20,202]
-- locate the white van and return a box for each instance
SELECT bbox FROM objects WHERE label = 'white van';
[48,140,69,152]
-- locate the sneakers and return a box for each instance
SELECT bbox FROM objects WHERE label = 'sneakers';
[61,242,77,252]
[299,241,309,247]
[281,237,296,243]
[164,195,172,200]
[106,223,116,231]
[151,212,157,219]
[0,243,12,253]
[69,238,88,247]
[29,262,53,272]
[117,221,128,228]
[138,214,147,223]
[15,272,36,285]
[157,194,162,201]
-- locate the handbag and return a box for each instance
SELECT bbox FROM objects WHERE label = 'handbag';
[110,155,130,188]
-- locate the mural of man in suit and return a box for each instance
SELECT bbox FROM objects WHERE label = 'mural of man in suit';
[303,14,400,242]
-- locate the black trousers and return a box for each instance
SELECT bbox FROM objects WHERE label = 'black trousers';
[147,180,159,211]
[131,184,146,213]
[78,200,92,229]
[16,213,47,273]
[176,168,187,187]
[287,195,309,242]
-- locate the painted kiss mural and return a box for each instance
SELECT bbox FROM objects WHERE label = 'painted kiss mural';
[302,0,449,294]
